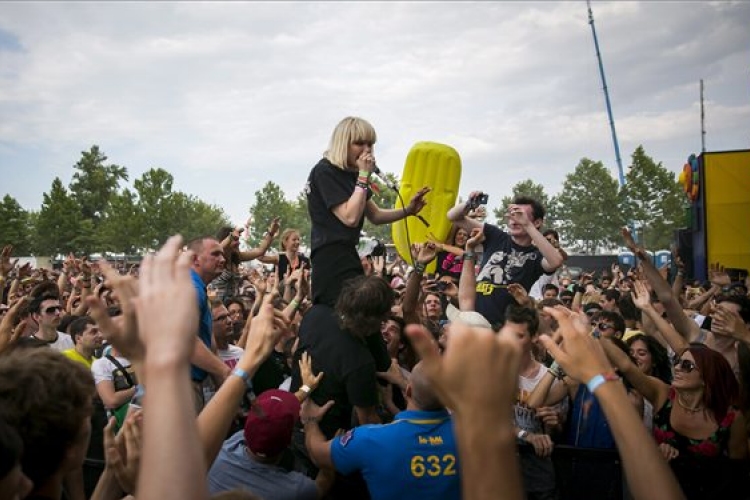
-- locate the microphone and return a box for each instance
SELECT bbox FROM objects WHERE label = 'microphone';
[371,164,399,191]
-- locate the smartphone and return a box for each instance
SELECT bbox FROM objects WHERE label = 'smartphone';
[468,193,489,210]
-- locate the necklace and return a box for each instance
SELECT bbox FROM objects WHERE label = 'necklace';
[676,393,704,414]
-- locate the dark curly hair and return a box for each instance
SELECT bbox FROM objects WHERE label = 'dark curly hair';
[0,349,95,487]
[626,334,672,384]
[335,275,394,337]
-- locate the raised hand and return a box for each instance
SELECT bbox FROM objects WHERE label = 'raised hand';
[507,204,532,228]
[405,321,521,417]
[244,287,289,360]
[0,297,29,354]
[508,283,533,308]
[267,217,281,239]
[416,242,438,265]
[466,227,485,249]
[538,306,612,385]
[0,245,14,277]
[103,411,143,494]
[621,227,647,259]
[406,187,431,216]
[708,262,731,288]
[88,260,143,361]
[631,280,653,311]
[299,352,324,390]
[135,235,198,365]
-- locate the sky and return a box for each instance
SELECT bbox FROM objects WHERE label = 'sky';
[1,1,748,227]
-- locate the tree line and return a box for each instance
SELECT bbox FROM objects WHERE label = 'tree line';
[0,144,686,257]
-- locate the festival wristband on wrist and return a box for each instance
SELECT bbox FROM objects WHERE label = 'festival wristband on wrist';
[300,384,312,394]
[358,170,371,180]
[414,262,426,274]
[463,251,475,261]
[585,372,620,394]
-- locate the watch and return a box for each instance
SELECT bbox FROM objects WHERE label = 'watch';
[517,429,528,441]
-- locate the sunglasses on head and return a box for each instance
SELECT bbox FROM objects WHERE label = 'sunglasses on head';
[44,306,62,314]
[673,358,697,373]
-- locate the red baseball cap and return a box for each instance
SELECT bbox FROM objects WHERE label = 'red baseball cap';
[244,389,300,457]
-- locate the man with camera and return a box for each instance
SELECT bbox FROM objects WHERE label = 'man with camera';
[447,192,564,327]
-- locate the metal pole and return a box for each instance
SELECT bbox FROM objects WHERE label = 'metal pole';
[700,79,706,152]
[587,0,625,187]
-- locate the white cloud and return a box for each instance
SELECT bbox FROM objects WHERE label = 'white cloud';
[0,1,748,226]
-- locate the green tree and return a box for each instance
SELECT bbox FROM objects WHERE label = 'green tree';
[134,168,180,249]
[363,173,400,243]
[618,146,685,250]
[493,179,552,226]
[98,189,145,254]
[247,181,295,247]
[550,158,624,254]
[69,145,128,226]
[284,191,312,248]
[0,195,33,255]
[35,178,88,256]
[171,193,231,243]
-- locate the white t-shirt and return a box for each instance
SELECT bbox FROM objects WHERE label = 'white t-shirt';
[515,363,566,433]
[91,355,133,385]
[38,331,74,352]
[218,345,244,371]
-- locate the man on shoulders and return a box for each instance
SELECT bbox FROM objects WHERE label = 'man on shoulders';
[447,194,563,326]
[304,362,460,500]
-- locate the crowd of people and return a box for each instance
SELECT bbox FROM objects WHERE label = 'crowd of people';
[1,116,750,500]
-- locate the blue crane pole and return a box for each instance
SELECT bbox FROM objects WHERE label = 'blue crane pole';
[587,0,625,187]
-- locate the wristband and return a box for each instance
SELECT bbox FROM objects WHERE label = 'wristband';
[517,429,528,441]
[231,367,253,390]
[300,384,312,394]
[414,262,426,274]
[358,170,371,180]
[355,185,367,193]
[463,251,475,261]
[586,372,619,394]
[548,361,564,379]
[290,299,300,309]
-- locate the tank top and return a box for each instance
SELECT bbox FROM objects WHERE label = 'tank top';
[652,387,737,457]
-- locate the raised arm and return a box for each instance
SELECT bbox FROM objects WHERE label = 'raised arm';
[458,228,483,312]
[401,243,437,325]
[237,217,280,262]
[365,187,430,225]
[631,280,690,354]
[447,191,484,233]
[197,289,288,467]
[406,322,524,500]
[622,228,699,342]
[599,335,669,410]
[540,307,685,500]
[136,236,209,500]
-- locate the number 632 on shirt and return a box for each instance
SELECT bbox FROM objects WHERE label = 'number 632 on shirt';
[410,454,457,478]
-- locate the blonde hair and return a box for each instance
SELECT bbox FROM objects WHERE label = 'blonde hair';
[324,116,377,170]
[280,228,300,251]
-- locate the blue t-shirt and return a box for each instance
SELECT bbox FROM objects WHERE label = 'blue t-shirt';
[190,269,213,382]
[566,384,616,449]
[331,409,460,500]
[208,431,317,500]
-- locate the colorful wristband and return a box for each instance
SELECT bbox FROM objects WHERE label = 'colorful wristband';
[586,372,619,394]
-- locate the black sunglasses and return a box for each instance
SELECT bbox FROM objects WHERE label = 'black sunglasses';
[44,306,62,314]
[590,321,613,330]
[673,358,697,373]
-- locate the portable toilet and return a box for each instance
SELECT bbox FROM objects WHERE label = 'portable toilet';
[655,250,671,269]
